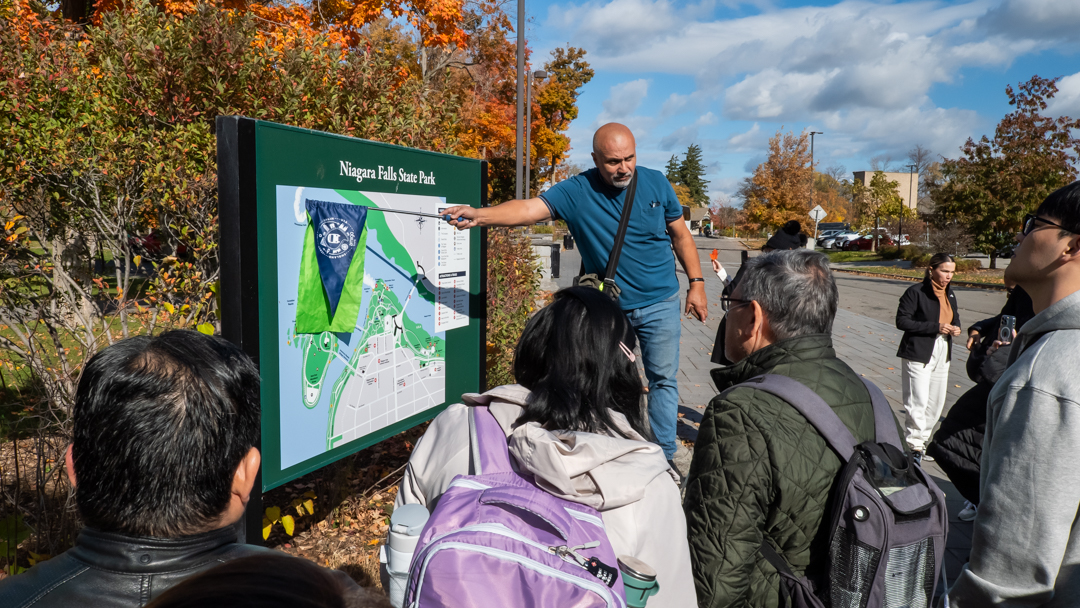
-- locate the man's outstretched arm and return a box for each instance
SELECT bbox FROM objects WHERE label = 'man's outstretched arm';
[443,198,551,230]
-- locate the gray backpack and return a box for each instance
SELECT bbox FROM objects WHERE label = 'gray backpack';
[724,375,948,608]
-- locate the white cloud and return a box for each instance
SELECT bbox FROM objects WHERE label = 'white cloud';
[978,0,1080,40]
[695,112,718,126]
[1046,71,1080,119]
[547,0,1078,179]
[728,123,763,151]
[600,79,650,119]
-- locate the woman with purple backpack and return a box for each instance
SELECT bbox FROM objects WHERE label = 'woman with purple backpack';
[394,287,696,607]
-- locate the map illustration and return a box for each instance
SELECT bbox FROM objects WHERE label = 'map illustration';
[276,186,469,470]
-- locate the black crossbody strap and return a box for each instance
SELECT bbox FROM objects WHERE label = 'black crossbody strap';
[602,171,638,287]
[759,540,795,577]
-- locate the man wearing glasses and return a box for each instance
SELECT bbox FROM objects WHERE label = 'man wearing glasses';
[683,249,886,607]
[947,181,1080,607]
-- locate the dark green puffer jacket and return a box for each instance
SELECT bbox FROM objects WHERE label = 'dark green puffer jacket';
[684,334,880,608]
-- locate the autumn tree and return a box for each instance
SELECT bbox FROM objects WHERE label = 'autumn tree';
[812,171,853,224]
[932,76,1080,268]
[852,171,911,251]
[0,0,461,415]
[741,130,812,231]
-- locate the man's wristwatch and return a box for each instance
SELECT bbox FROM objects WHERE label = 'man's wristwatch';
[688,277,705,284]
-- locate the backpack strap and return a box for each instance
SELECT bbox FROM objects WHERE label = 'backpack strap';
[468,405,514,475]
[859,378,904,451]
[733,375,859,462]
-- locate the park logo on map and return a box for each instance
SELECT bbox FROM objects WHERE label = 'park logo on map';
[315,217,357,260]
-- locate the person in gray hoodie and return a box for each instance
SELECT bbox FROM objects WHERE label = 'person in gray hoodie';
[395,287,696,607]
[947,181,1080,607]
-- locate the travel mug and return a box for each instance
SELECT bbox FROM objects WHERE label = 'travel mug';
[382,503,430,608]
[618,555,660,608]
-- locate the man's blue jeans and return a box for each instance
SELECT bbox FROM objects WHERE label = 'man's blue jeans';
[626,293,681,460]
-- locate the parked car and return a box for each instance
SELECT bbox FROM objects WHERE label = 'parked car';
[844,235,895,251]
[995,243,1018,258]
[826,232,862,249]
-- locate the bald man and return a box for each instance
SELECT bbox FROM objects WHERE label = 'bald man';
[444,123,707,465]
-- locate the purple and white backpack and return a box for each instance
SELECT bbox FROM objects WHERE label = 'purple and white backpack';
[403,406,627,608]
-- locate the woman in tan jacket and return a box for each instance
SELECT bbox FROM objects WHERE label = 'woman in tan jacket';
[395,287,696,607]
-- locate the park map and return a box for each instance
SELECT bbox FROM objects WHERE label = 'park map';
[275,186,469,471]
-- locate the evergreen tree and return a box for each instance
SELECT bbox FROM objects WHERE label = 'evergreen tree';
[678,144,709,206]
[665,155,680,182]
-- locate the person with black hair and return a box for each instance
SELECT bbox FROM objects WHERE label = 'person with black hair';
[948,181,1080,606]
[395,287,696,607]
[895,252,961,462]
[0,330,357,607]
[144,554,387,608]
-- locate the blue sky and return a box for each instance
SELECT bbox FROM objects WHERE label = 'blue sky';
[524,0,1080,204]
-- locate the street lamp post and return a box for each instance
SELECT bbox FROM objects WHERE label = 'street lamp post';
[514,0,525,200]
[809,131,822,237]
[524,70,548,200]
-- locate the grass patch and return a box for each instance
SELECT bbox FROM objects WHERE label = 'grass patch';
[826,251,883,263]
[836,266,1005,285]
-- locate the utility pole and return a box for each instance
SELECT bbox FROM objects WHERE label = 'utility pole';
[809,131,823,209]
[524,70,547,200]
[905,163,916,248]
[514,0,525,200]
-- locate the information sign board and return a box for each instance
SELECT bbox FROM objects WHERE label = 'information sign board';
[217,117,487,498]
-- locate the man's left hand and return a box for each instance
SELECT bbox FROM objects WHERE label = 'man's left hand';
[685,283,708,322]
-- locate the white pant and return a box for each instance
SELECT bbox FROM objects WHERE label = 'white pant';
[902,335,951,452]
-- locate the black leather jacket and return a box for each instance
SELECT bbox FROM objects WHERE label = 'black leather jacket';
[0,525,272,607]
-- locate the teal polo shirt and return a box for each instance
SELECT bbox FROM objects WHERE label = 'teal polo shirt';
[540,167,683,310]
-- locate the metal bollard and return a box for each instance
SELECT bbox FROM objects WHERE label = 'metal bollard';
[550,243,561,279]
[563,234,574,251]
[740,250,748,265]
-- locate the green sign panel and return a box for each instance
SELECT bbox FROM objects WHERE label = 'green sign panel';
[217,117,487,493]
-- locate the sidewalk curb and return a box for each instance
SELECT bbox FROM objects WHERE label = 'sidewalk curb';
[831,267,1008,291]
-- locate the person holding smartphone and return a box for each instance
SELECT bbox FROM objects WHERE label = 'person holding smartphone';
[895,252,961,463]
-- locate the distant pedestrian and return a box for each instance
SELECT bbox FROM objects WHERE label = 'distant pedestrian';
[895,252,961,462]
[947,180,1080,606]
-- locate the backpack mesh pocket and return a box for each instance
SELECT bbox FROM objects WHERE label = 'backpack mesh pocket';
[883,537,935,608]
[828,526,881,608]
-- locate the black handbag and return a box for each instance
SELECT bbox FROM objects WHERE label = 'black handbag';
[572,172,638,301]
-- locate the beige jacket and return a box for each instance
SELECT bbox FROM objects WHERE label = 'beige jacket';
[396,385,697,608]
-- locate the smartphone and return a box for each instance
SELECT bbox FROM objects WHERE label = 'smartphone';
[710,249,718,261]
[998,315,1016,344]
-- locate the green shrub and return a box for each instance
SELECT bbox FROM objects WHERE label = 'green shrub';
[486,228,540,388]
[530,225,554,234]
[910,255,982,272]
[879,246,902,260]
[900,245,929,261]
